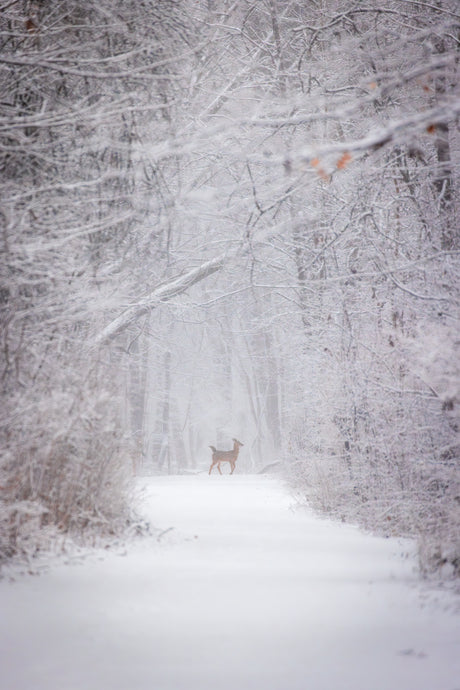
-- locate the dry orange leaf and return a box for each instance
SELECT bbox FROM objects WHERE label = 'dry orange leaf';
[368,81,378,90]
[25,18,38,33]
[317,168,330,182]
[426,124,436,134]
[310,157,329,181]
[337,152,352,170]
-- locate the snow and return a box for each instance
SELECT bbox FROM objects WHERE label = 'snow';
[0,475,459,690]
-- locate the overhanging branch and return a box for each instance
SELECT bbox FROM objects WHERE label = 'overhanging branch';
[274,101,460,165]
[95,254,225,346]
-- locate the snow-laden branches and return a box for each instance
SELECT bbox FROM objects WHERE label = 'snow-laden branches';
[143,96,460,169]
[0,0,199,562]
[279,100,460,164]
[94,254,226,346]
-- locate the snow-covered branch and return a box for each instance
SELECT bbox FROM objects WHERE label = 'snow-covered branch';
[144,97,460,169]
[94,255,226,346]
[288,101,460,162]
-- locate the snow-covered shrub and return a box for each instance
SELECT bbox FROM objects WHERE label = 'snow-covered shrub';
[285,321,460,578]
[0,349,134,563]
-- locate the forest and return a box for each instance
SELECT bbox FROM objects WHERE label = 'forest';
[1,0,459,577]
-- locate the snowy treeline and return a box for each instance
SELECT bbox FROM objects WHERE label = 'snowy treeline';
[0,0,193,558]
[1,1,459,575]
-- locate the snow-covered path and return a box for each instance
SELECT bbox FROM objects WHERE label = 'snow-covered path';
[1,475,459,690]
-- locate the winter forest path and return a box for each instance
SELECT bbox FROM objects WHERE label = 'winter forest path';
[1,475,459,690]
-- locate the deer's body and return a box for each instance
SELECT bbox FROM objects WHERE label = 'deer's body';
[209,438,243,475]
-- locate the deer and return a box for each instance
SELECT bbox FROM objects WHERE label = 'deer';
[208,438,244,475]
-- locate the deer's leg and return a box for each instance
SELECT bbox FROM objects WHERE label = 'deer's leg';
[209,462,214,475]
[230,462,235,474]
[217,463,222,475]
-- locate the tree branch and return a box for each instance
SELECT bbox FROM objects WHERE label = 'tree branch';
[94,254,226,346]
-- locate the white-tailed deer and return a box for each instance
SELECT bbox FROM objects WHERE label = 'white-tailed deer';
[208,438,243,475]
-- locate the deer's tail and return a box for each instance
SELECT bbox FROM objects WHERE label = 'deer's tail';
[209,445,217,453]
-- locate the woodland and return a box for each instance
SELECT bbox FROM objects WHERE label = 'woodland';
[1,0,459,577]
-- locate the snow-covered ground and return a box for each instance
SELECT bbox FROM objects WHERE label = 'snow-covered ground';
[0,475,459,690]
